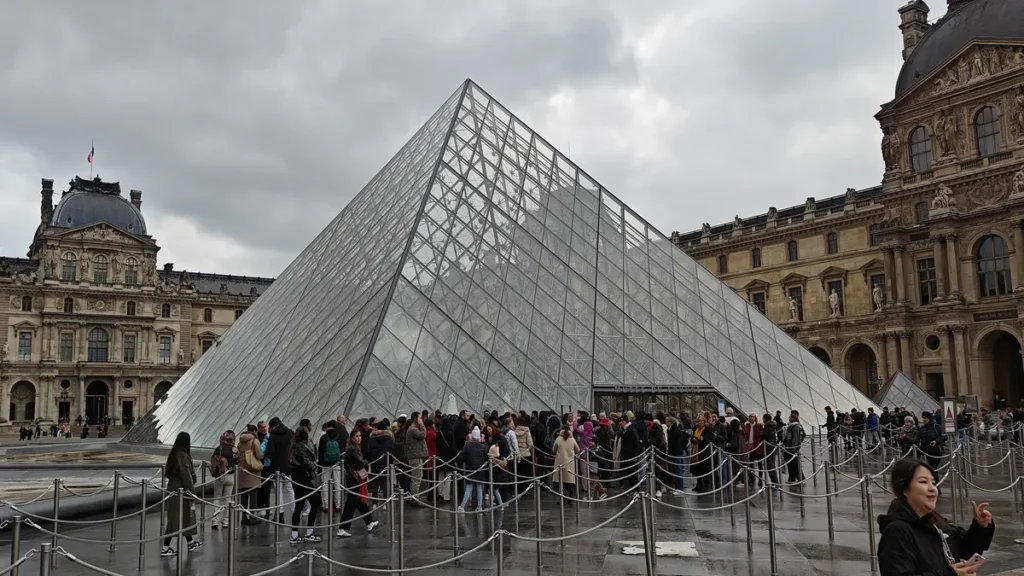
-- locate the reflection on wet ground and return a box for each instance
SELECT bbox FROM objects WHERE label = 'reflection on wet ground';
[0,449,166,500]
[0,450,164,464]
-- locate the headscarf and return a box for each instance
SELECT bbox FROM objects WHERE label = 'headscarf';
[471,426,481,442]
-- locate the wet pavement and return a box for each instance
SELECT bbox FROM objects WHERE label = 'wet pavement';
[0,443,1022,575]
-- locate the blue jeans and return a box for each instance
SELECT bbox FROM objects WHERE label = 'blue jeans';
[672,456,685,490]
[459,483,502,508]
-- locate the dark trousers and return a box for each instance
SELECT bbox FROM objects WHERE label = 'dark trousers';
[339,492,373,530]
[239,487,259,519]
[785,450,802,482]
[257,469,272,510]
[291,484,321,530]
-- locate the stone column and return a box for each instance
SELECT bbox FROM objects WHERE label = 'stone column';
[932,234,947,299]
[898,331,913,375]
[112,379,120,422]
[951,326,970,396]
[78,377,86,418]
[945,235,961,299]
[874,332,890,381]
[893,246,907,305]
[0,380,7,424]
[882,247,897,305]
[78,325,87,362]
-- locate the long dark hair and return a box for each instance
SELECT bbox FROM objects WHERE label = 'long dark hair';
[560,425,571,440]
[889,458,948,531]
[166,432,191,469]
[290,427,310,463]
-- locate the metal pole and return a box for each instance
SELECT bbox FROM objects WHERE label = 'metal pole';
[811,435,817,488]
[558,475,566,547]
[50,478,59,566]
[743,471,752,553]
[452,471,460,556]
[432,456,439,525]
[327,477,335,576]
[866,479,878,573]
[38,543,51,576]
[534,479,542,575]
[646,453,657,571]
[306,550,314,576]
[109,471,120,552]
[766,482,778,576]
[388,462,396,543]
[585,450,592,506]
[138,479,148,572]
[10,515,21,576]
[496,530,505,576]
[274,472,282,548]
[638,494,655,576]
[1011,448,1020,511]
[159,465,167,534]
[950,451,960,525]
[488,462,495,534]
[199,461,207,541]
[728,456,736,527]
[825,461,834,541]
[176,488,185,576]
[857,448,866,510]
[227,502,236,576]
[397,488,405,571]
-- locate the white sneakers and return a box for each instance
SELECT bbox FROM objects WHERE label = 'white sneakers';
[367,520,380,532]
[336,520,378,538]
[336,529,352,538]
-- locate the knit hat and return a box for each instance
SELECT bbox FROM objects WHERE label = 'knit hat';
[904,416,915,424]
[625,410,635,421]
[471,426,481,441]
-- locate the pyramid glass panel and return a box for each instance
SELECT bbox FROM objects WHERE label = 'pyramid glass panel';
[125,79,876,447]
[873,371,940,417]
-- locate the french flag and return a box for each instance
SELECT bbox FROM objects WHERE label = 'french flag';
[87,144,94,164]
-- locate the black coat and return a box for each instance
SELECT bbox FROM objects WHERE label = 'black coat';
[457,441,490,482]
[877,503,993,576]
[364,430,395,474]
[264,424,294,475]
[453,418,470,454]
[618,424,642,463]
[667,423,685,457]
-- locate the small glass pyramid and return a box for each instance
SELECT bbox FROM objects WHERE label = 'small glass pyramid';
[125,80,879,447]
[873,371,939,417]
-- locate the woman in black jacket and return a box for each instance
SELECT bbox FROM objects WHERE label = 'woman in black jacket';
[877,459,993,576]
[288,428,322,543]
[337,429,379,538]
[456,427,490,509]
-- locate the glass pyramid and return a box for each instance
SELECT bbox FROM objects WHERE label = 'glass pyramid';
[873,371,939,417]
[124,80,879,447]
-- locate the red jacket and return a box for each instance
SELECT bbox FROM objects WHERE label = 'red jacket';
[745,422,764,455]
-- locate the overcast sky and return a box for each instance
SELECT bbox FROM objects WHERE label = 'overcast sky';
[0,1,950,278]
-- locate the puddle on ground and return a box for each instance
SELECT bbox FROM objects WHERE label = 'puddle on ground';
[0,450,165,464]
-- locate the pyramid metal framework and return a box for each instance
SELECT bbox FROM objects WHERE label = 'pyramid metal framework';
[873,371,940,417]
[125,80,879,447]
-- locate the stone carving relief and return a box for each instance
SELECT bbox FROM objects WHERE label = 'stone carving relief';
[1012,87,1024,144]
[885,204,912,227]
[9,296,19,309]
[961,177,1012,211]
[932,46,1024,96]
[931,184,957,210]
[88,298,114,312]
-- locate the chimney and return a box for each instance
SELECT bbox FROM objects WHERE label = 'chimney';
[130,189,142,210]
[163,263,174,273]
[40,178,54,224]
[899,1,931,61]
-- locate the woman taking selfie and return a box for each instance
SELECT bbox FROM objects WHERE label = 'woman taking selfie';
[877,459,994,576]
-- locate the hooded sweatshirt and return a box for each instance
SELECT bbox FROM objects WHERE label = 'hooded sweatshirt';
[365,429,395,474]
[877,502,993,576]
[264,424,294,475]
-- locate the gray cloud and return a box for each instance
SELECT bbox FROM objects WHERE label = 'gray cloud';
[0,0,946,276]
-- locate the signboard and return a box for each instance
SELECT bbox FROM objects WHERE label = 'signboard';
[972,309,1017,322]
[717,399,726,417]
[941,397,956,434]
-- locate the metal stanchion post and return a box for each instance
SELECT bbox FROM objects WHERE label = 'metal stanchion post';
[109,471,120,552]
[326,478,334,576]
[496,530,504,576]
[306,551,314,576]
[824,461,834,541]
[176,488,185,576]
[585,451,592,506]
[1011,449,1020,511]
[866,479,878,573]
[488,463,495,534]
[10,515,21,576]
[857,449,866,510]
[39,543,52,576]
[432,456,439,525]
[452,472,460,557]
[138,479,148,571]
[388,462,396,543]
[798,454,805,519]
[728,456,736,527]
[950,451,960,525]
[811,436,817,488]
[646,454,657,570]
[227,502,236,576]
[558,475,566,547]
[766,482,778,576]
[638,494,655,576]
[50,478,59,567]
[743,473,752,553]
[534,479,542,575]
[397,488,405,570]
[274,472,283,548]
[199,462,207,541]
[160,465,167,533]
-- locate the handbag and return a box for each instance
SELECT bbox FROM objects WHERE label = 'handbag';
[245,447,264,472]
[355,468,369,483]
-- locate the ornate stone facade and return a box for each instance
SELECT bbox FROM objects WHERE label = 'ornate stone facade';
[0,177,274,425]
[673,4,1024,410]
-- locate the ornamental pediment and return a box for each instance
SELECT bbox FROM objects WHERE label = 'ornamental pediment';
[742,279,770,292]
[50,223,151,247]
[779,273,808,287]
[893,42,1024,108]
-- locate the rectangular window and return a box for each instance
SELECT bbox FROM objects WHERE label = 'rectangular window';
[159,336,172,363]
[123,334,136,363]
[202,339,214,354]
[827,280,844,315]
[17,332,32,361]
[21,296,32,312]
[918,258,937,305]
[124,266,138,286]
[93,259,108,284]
[59,332,74,362]
[718,254,728,274]
[751,292,766,314]
[61,260,76,282]
[234,309,243,320]
[751,249,761,269]
[787,286,804,321]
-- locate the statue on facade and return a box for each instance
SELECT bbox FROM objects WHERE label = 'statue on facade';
[1,342,7,361]
[872,283,884,313]
[829,289,841,318]
[1013,88,1024,143]
[1014,170,1024,197]
[701,223,711,236]
[111,254,122,277]
[79,256,90,277]
[179,270,195,290]
[177,348,184,364]
[191,348,197,363]
[882,128,901,172]
[734,215,742,229]
[935,110,959,159]
[972,50,987,80]
[845,187,857,204]
[788,297,798,322]
[805,197,816,213]
[931,184,956,210]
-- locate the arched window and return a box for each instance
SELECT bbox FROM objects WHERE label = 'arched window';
[63,297,74,314]
[93,254,108,284]
[976,234,1012,297]
[718,254,728,274]
[203,308,213,323]
[751,248,762,269]
[87,328,109,362]
[826,232,839,255]
[61,252,77,282]
[975,107,1002,157]
[915,202,929,224]
[161,303,171,319]
[909,127,933,173]
[787,240,799,262]
[124,257,139,285]
[126,301,136,316]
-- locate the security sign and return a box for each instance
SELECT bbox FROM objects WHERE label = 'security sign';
[942,398,956,434]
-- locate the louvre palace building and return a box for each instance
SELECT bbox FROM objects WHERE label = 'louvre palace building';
[0,176,274,426]
[673,0,1024,410]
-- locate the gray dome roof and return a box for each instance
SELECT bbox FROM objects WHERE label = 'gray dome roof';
[51,177,147,235]
[895,0,1024,98]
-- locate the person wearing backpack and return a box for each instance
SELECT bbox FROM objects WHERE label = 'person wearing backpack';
[317,422,343,513]
[210,430,239,529]
[237,425,264,524]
